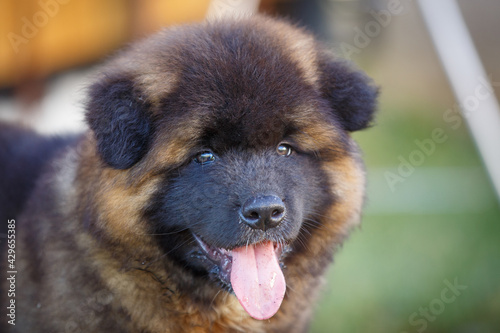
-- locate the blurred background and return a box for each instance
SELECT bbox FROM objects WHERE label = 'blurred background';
[1,0,499,332]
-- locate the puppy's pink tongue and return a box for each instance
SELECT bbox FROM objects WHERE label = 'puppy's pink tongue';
[230,241,286,320]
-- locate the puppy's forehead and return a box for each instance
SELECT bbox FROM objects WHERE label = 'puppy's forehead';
[158,19,324,149]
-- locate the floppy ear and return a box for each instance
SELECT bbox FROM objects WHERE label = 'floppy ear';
[85,76,152,169]
[318,57,378,132]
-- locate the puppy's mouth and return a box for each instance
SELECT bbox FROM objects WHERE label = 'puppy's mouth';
[192,234,290,320]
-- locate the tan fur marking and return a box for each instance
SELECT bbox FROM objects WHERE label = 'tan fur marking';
[323,142,366,234]
[95,170,161,243]
[136,70,179,107]
[264,19,319,88]
[289,105,345,154]
[140,115,205,174]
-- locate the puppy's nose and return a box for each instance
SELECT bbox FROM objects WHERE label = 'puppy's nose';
[240,195,285,231]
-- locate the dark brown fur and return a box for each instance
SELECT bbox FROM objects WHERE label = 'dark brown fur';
[1,16,377,332]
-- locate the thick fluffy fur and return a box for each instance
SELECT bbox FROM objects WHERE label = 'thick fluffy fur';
[1,16,377,332]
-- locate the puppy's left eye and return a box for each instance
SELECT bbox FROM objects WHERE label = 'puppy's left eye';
[194,151,216,165]
[276,144,293,157]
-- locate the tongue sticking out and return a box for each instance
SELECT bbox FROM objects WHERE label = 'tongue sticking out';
[230,241,286,320]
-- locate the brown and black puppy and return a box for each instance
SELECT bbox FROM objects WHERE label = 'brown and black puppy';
[0,15,377,333]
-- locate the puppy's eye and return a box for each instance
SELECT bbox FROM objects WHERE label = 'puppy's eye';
[194,151,216,165]
[276,144,293,157]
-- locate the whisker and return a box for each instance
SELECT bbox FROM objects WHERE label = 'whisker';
[157,239,195,260]
[294,233,307,249]
[302,218,323,231]
[222,290,230,303]
[298,220,313,235]
[210,289,222,309]
[144,227,190,236]
[303,210,332,220]
[285,283,297,296]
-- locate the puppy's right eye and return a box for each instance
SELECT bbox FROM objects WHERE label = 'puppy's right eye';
[194,151,216,165]
[276,144,293,157]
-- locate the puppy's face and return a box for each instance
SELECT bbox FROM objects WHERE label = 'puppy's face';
[85,16,377,320]
[151,136,332,283]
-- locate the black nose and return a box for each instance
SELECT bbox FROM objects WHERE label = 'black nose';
[240,195,286,231]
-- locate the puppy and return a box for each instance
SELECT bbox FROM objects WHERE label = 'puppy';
[0,15,377,332]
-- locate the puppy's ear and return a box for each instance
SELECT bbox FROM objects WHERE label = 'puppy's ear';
[85,76,152,169]
[318,56,378,132]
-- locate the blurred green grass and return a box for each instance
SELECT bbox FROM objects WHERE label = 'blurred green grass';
[310,104,500,332]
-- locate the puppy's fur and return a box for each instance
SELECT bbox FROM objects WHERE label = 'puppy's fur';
[1,16,377,332]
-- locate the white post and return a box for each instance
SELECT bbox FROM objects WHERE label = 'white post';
[418,0,500,203]
[206,0,260,19]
